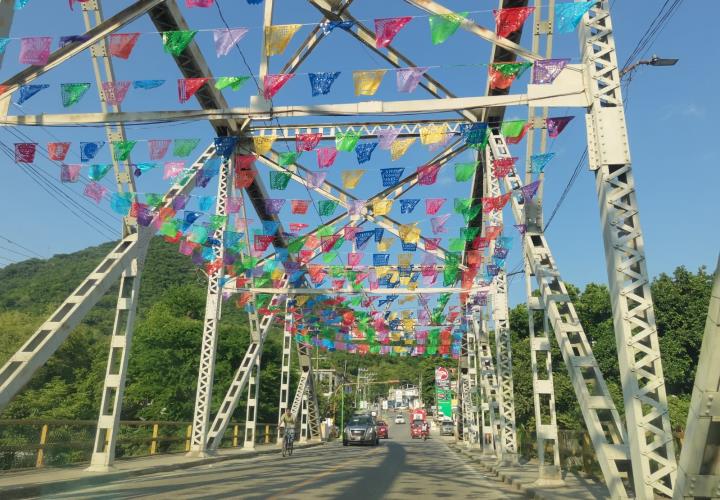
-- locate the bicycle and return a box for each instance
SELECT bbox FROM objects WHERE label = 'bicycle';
[281,427,295,457]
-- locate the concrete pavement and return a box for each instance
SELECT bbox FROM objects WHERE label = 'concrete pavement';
[30,421,528,499]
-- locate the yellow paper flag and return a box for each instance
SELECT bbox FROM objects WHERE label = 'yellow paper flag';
[372,199,393,216]
[408,281,418,290]
[375,265,390,277]
[390,138,415,161]
[377,237,394,252]
[353,69,387,96]
[296,295,309,307]
[253,135,277,154]
[403,318,415,331]
[265,24,301,56]
[398,253,412,267]
[399,224,421,244]
[420,123,448,145]
[341,169,365,189]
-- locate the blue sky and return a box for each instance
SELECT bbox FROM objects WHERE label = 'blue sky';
[0,0,717,309]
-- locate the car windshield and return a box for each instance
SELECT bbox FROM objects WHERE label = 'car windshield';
[348,417,372,426]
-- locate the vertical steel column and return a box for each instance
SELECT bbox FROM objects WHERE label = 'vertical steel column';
[474,310,501,457]
[188,156,232,456]
[524,260,562,483]
[276,299,294,443]
[465,313,481,447]
[299,392,310,443]
[489,131,632,498]
[251,0,274,111]
[674,255,720,499]
[86,236,149,471]
[581,3,676,497]
[485,149,518,463]
[242,345,263,450]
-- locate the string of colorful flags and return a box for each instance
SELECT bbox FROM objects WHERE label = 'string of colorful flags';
[1,2,595,65]
[12,115,573,168]
[2,59,571,107]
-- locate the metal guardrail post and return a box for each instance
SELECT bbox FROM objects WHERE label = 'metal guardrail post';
[233,424,239,447]
[150,423,159,455]
[265,425,270,444]
[185,424,192,452]
[35,423,49,468]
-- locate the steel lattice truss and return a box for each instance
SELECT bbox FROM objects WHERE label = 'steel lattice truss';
[0,0,687,497]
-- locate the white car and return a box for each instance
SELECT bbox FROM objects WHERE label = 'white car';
[394,415,406,424]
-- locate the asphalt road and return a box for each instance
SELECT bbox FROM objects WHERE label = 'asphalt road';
[44,421,527,499]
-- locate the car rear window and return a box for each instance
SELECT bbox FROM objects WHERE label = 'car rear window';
[348,417,371,426]
[377,421,386,426]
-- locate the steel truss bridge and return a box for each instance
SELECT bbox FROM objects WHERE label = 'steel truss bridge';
[0,1,718,499]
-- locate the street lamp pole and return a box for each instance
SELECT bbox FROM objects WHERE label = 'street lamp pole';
[620,54,679,77]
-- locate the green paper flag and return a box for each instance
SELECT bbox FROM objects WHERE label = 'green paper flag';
[173,138,201,157]
[210,215,227,230]
[215,76,250,91]
[317,225,335,237]
[288,237,306,253]
[500,120,526,138]
[443,266,459,286]
[61,82,91,107]
[145,193,164,208]
[461,226,480,241]
[429,11,468,45]
[162,31,198,56]
[449,237,465,252]
[278,151,299,166]
[270,171,291,190]
[454,162,477,182]
[491,62,532,77]
[322,250,339,263]
[335,130,361,152]
[112,140,137,161]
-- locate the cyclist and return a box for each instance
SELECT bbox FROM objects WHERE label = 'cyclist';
[279,408,296,454]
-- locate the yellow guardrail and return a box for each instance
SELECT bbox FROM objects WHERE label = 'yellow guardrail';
[0,419,278,470]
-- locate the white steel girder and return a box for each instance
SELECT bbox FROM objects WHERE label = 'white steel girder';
[489,132,633,499]
[463,313,481,447]
[242,343,263,450]
[206,285,287,451]
[473,310,501,457]
[581,2,677,497]
[276,300,294,443]
[0,144,218,411]
[673,255,720,499]
[484,148,518,463]
[248,120,468,141]
[188,154,233,456]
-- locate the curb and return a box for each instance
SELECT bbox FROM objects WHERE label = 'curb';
[1,441,325,499]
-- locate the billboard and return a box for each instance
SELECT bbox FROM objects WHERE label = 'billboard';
[435,366,452,418]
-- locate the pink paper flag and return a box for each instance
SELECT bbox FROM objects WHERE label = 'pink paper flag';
[317,147,338,168]
[186,0,214,7]
[374,17,412,48]
[149,139,172,160]
[102,81,131,105]
[348,252,363,266]
[263,74,294,100]
[417,163,441,185]
[60,164,81,183]
[296,132,322,152]
[213,28,248,57]
[19,37,52,65]
[84,181,108,204]
[163,161,185,179]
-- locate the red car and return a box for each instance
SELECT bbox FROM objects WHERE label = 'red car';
[410,421,424,439]
[376,420,389,439]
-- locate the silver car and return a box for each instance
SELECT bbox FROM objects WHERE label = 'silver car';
[343,415,379,446]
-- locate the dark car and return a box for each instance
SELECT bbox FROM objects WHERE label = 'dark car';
[343,415,379,446]
[376,420,389,439]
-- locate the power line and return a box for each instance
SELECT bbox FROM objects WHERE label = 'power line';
[0,234,43,258]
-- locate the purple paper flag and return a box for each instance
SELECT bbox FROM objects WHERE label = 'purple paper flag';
[396,66,429,93]
[213,28,248,57]
[377,126,400,150]
[532,58,570,84]
[546,116,574,138]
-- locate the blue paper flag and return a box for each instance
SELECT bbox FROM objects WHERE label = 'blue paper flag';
[355,230,374,249]
[182,211,202,231]
[198,196,215,212]
[320,20,355,35]
[80,141,105,163]
[214,136,238,159]
[262,220,279,235]
[400,198,420,214]
[530,152,556,173]
[355,142,378,164]
[380,167,405,187]
[309,72,340,96]
[374,228,384,242]
[373,253,390,266]
[17,84,49,104]
[461,122,488,145]
[133,80,166,90]
[59,35,90,48]
[555,1,594,33]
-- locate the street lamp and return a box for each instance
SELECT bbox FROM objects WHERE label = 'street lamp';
[621,55,679,76]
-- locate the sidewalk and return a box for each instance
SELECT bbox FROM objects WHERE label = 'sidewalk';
[447,442,610,500]
[0,441,325,499]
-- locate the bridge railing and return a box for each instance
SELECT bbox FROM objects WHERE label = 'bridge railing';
[0,419,278,470]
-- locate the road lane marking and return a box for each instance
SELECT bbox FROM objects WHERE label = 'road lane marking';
[267,447,384,499]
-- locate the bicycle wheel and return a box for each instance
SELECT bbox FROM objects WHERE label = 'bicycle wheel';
[288,439,294,456]
[282,438,287,457]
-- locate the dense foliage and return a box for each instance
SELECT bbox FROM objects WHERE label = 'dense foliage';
[0,239,714,435]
